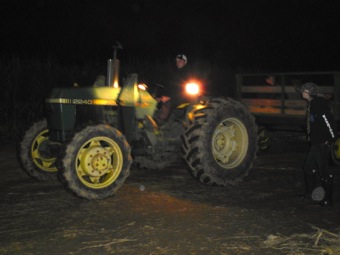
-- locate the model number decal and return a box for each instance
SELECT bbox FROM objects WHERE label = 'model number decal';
[46,98,117,106]
[72,99,93,104]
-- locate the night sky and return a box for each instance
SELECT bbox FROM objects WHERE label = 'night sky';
[1,0,340,71]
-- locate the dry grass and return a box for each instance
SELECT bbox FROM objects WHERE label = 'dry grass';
[263,225,340,255]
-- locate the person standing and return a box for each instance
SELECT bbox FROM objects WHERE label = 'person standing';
[299,82,336,207]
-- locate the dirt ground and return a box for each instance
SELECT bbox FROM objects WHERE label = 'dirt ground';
[1,131,340,255]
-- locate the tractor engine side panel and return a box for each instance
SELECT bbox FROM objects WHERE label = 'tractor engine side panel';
[46,102,120,143]
[45,103,76,142]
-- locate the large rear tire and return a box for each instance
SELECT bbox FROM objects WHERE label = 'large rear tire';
[17,119,58,180]
[181,98,258,186]
[57,124,132,200]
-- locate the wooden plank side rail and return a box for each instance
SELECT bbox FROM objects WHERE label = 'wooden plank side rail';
[236,72,340,122]
[240,86,333,116]
[241,86,334,94]
[236,71,340,127]
[241,98,307,115]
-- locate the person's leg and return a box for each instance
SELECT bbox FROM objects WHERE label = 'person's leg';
[299,145,318,199]
[156,100,172,125]
[316,143,333,206]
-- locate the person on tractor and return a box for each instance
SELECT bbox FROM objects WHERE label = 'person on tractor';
[155,54,193,124]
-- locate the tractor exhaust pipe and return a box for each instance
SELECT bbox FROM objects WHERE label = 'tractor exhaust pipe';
[106,41,123,88]
[106,58,120,88]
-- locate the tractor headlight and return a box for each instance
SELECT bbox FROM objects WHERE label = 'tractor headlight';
[138,83,148,90]
[185,82,200,96]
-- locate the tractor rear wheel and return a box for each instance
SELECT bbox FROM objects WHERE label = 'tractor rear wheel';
[17,119,58,180]
[181,97,258,186]
[57,124,132,200]
[331,137,340,165]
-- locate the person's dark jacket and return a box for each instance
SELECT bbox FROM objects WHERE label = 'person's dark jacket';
[309,96,336,145]
[164,65,193,106]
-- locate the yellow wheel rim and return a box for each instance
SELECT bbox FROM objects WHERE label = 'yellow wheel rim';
[76,136,123,189]
[31,130,57,173]
[333,137,340,160]
[212,118,248,169]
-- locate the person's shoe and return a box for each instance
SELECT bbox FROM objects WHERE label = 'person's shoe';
[311,186,325,202]
[318,177,333,207]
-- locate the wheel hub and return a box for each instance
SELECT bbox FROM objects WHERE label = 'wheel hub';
[31,129,57,173]
[213,125,237,164]
[81,146,111,177]
[211,117,248,169]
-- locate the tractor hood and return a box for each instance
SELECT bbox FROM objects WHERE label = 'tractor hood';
[45,73,142,107]
[46,86,121,106]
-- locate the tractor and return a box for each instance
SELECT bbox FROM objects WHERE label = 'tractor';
[17,48,258,200]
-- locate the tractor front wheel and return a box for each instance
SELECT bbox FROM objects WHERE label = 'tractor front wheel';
[17,119,58,180]
[57,124,132,200]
